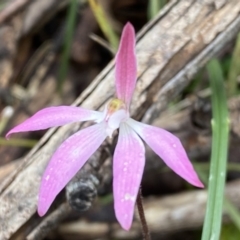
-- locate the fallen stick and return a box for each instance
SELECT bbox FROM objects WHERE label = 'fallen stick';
[58,179,240,239]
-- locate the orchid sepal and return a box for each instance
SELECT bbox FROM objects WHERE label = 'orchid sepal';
[38,122,107,216]
[127,118,204,188]
[6,106,103,138]
[113,122,145,230]
[115,22,137,109]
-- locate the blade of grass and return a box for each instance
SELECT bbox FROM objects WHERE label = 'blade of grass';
[221,224,240,240]
[196,169,240,234]
[0,1,6,10]
[189,162,240,173]
[58,0,78,93]
[89,33,115,54]
[160,162,240,173]
[224,198,240,231]
[88,0,118,50]
[148,0,166,19]
[201,59,230,240]
[227,33,240,96]
[0,137,37,147]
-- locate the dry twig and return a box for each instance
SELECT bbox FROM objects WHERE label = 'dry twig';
[0,0,31,24]
[58,179,240,239]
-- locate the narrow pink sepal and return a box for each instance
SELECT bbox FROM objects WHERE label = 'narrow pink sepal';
[115,22,137,108]
[128,119,204,188]
[6,106,102,138]
[113,122,145,230]
[37,122,107,216]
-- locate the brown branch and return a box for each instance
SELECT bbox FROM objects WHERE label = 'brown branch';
[0,0,31,24]
[58,179,240,239]
[26,203,72,240]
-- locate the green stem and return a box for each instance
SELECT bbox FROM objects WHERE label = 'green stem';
[148,0,166,19]
[201,59,230,240]
[227,33,240,96]
[88,0,118,50]
[196,170,240,234]
[224,198,240,231]
[0,137,37,147]
[193,162,240,173]
[58,0,78,93]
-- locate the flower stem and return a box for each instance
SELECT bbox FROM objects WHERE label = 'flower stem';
[136,188,151,240]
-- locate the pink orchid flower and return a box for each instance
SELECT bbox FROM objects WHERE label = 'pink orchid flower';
[6,23,203,230]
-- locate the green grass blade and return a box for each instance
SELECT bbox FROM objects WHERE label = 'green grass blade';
[148,0,166,19]
[0,1,6,10]
[58,0,78,93]
[227,33,240,96]
[0,137,37,148]
[201,59,230,240]
[196,170,240,234]
[193,162,240,173]
[224,198,240,231]
[221,224,240,240]
[88,0,118,50]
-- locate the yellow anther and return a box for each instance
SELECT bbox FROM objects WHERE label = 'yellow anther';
[107,98,125,115]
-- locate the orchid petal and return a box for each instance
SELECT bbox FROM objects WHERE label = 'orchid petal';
[115,22,137,108]
[38,122,107,216]
[113,122,145,230]
[128,119,204,188]
[6,106,103,138]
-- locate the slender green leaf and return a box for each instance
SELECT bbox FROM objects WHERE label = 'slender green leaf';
[227,33,240,96]
[224,198,240,231]
[88,0,118,50]
[221,224,240,240]
[193,162,240,173]
[201,59,230,240]
[148,0,166,19]
[0,137,37,148]
[196,170,240,234]
[0,2,6,10]
[58,0,78,93]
